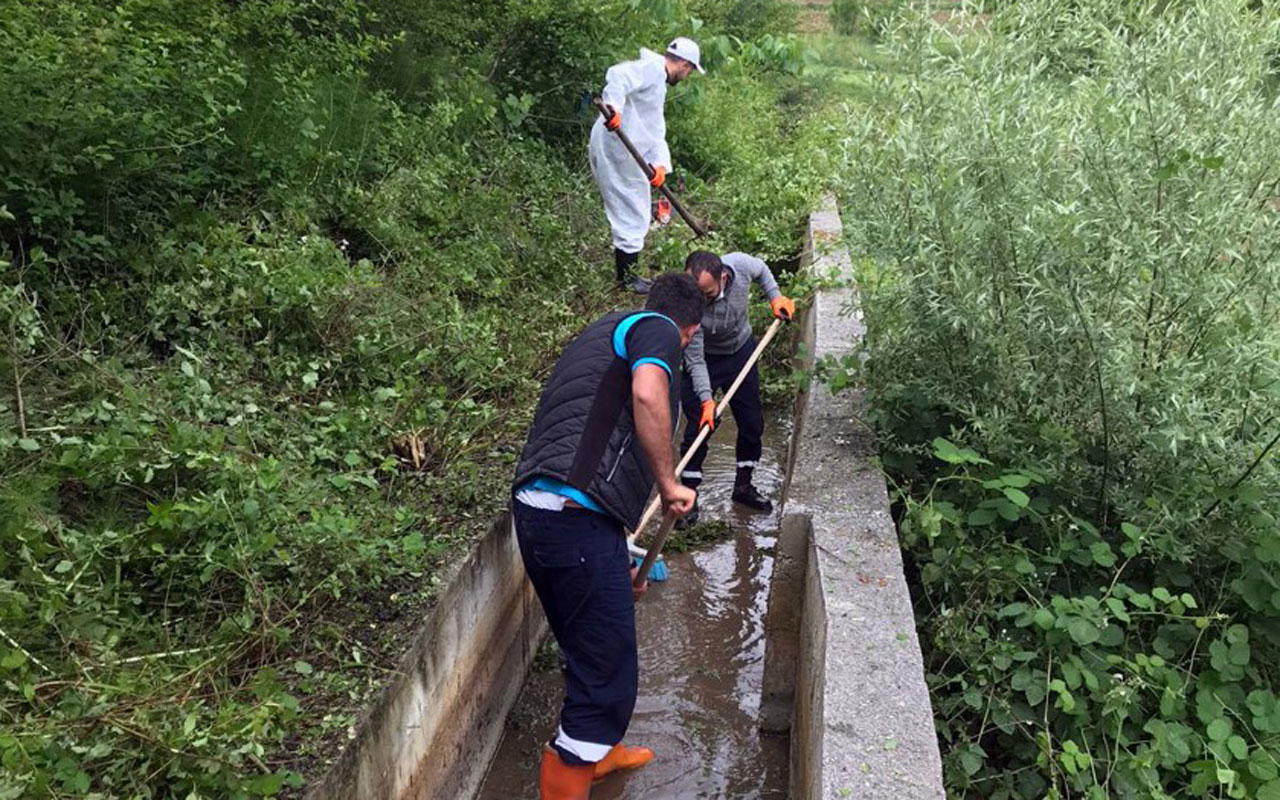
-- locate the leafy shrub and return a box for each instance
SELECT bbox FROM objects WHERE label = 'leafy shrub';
[0,0,819,796]
[831,0,899,38]
[839,0,1280,796]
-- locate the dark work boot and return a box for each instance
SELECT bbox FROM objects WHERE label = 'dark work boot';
[732,466,773,513]
[614,248,643,292]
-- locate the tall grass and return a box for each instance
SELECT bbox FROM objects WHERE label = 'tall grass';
[840,0,1280,795]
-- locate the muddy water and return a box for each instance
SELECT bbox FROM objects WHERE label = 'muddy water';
[477,414,790,799]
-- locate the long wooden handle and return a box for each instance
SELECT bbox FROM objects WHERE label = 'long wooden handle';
[633,513,678,586]
[628,317,786,543]
[594,99,708,238]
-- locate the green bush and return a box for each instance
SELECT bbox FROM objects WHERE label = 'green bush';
[838,0,1280,796]
[0,0,820,795]
[831,0,899,38]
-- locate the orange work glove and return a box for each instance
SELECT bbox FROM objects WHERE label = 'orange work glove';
[699,399,716,432]
[604,105,621,131]
[770,295,796,320]
[649,164,666,189]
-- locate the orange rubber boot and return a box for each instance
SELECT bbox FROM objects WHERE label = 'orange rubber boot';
[592,744,655,779]
[540,746,595,800]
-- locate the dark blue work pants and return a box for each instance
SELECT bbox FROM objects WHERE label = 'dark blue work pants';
[513,502,637,765]
[679,336,765,488]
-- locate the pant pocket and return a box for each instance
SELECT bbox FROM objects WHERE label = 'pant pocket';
[532,541,584,569]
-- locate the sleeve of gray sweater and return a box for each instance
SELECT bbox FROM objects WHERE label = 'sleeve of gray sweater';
[722,252,782,302]
[683,325,713,403]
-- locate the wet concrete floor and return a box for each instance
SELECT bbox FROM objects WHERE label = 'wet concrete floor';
[477,413,790,799]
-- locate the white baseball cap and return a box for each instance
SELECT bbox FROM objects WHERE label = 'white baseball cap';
[666,37,705,74]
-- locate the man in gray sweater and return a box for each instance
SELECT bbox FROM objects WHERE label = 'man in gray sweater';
[678,250,794,526]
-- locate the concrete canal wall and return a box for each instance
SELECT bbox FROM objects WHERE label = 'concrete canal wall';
[763,195,946,799]
[306,514,546,800]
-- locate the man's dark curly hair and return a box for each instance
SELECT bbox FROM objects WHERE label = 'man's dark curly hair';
[645,272,703,327]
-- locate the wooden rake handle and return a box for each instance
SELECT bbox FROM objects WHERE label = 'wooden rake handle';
[593,98,708,238]
[628,316,786,544]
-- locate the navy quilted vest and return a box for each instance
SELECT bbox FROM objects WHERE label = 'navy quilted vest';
[513,311,680,529]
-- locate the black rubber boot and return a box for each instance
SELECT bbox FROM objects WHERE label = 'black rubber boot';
[614,248,642,292]
[732,466,773,513]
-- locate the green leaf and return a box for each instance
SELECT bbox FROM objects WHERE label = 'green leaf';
[245,772,287,795]
[1207,718,1231,742]
[1228,640,1250,667]
[17,438,39,452]
[1034,608,1055,629]
[1249,747,1278,780]
[1226,735,1248,761]
[958,746,984,776]
[996,500,1020,521]
[1025,682,1046,706]
[293,660,313,676]
[967,507,997,526]
[1129,592,1154,610]
[931,437,989,465]
[402,531,426,556]
[1067,618,1100,645]
[1259,781,1280,800]
[1002,487,1030,507]
[53,559,74,574]
[932,437,964,463]
[0,648,27,669]
[1090,542,1116,567]
[1104,597,1130,622]
[997,602,1028,618]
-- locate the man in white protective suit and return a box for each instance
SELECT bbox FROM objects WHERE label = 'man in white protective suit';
[590,37,704,295]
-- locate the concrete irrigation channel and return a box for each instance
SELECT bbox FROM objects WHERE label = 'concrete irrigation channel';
[306,198,945,800]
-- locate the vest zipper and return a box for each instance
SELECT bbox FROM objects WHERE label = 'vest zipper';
[606,432,632,482]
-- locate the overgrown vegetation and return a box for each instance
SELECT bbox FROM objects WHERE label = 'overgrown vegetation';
[839,0,1280,796]
[0,1,832,795]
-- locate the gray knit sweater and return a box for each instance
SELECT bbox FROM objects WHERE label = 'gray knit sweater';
[683,252,781,403]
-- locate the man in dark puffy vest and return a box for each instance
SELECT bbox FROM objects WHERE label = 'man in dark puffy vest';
[511,272,701,799]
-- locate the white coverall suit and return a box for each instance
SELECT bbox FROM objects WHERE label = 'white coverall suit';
[589,49,672,255]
